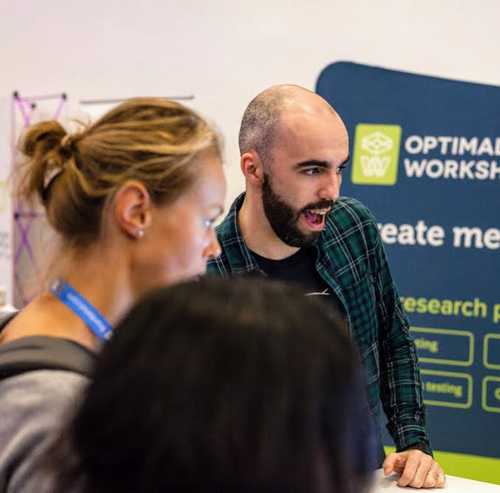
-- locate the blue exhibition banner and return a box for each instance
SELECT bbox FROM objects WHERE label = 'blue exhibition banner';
[316,62,500,458]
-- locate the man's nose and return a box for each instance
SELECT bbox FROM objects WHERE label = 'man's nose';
[318,171,341,201]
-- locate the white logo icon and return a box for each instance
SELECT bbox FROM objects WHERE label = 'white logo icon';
[360,131,393,177]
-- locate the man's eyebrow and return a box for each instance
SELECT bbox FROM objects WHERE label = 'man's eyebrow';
[340,155,350,166]
[294,160,331,170]
[294,156,350,170]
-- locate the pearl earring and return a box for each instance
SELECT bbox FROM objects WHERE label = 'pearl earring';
[136,229,144,239]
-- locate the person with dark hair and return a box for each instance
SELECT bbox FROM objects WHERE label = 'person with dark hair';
[208,84,445,488]
[35,277,376,493]
[0,98,226,492]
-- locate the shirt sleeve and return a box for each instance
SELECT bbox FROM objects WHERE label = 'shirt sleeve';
[372,229,432,455]
[0,370,87,492]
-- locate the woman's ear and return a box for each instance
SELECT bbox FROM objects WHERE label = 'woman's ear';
[113,180,153,239]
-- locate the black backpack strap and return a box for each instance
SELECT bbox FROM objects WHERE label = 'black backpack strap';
[0,336,96,379]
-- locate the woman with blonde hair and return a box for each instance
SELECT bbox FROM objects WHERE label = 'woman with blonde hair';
[0,98,226,492]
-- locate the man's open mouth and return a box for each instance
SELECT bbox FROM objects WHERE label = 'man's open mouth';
[302,207,331,228]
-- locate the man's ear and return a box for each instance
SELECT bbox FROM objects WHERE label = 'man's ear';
[241,150,264,185]
[113,180,153,239]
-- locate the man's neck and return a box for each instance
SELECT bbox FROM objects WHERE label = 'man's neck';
[238,192,300,260]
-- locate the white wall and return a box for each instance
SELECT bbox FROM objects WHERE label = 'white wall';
[2,0,500,205]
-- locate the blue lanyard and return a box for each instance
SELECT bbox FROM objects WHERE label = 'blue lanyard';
[50,279,113,341]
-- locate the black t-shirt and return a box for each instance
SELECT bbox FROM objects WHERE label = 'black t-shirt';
[252,248,385,466]
[251,247,345,317]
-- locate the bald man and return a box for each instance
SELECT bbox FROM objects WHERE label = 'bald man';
[207,85,444,488]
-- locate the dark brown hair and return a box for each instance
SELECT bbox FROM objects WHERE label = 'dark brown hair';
[46,278,375,493]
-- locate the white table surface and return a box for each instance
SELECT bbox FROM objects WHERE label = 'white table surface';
[372,469,500,492]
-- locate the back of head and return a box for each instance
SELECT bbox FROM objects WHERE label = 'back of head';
[50,277,375,493]
[18,98,221,250]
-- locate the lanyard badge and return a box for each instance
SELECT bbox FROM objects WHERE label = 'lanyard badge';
[50,280,113,341]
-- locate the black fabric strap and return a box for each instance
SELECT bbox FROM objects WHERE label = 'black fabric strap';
[0,313,96,379]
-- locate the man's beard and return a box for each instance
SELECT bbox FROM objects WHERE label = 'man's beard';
[261,173,333,248]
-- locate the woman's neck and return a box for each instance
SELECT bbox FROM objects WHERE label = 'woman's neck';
[0,244,134,350]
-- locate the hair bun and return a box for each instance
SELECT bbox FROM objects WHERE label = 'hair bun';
[60,133,75,153]
[21,120,67,158]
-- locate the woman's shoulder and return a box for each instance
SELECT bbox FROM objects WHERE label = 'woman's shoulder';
[0,369,87,435]
[0,369,88,492]
[0,367,88,406]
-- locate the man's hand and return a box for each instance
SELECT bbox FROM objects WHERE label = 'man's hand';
[383,449,445,488]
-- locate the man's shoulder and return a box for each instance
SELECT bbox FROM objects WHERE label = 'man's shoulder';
[207,214,237,277]
[330,196,377,224]
[206,214,240,277]
[214,213,235,244]
[207,252,229,277]
[208,228,252,277]
[214,193,244,244]
[207,194,253,277]
[323,197,379,241]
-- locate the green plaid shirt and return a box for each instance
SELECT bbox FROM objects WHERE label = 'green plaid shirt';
[208,193,431,454]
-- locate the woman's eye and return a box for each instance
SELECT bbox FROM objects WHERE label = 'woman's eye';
[204,218,215,229]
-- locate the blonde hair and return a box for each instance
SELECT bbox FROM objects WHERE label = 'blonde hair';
[18,98,221,248]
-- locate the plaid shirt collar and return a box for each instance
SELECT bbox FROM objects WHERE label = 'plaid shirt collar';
[214,192,350,309]
[215,193,262,275]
